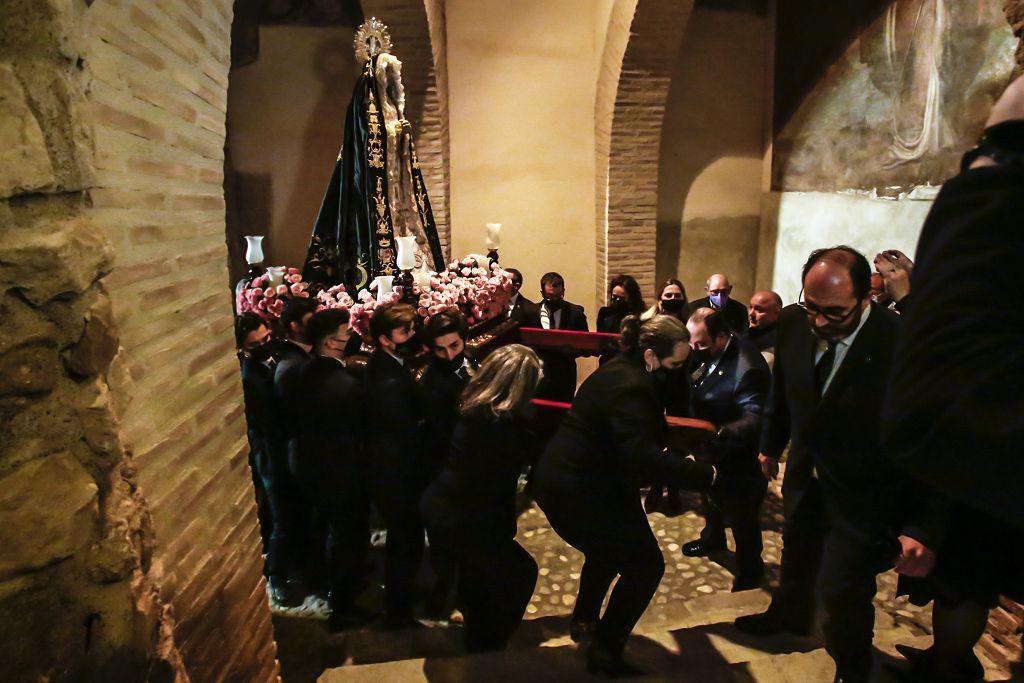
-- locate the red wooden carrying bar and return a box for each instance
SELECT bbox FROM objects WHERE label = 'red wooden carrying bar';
[519,327,620,353]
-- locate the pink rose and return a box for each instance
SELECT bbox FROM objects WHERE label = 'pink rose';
[286,267,299,275]
[276,284,288,296]
[290,283,303,296]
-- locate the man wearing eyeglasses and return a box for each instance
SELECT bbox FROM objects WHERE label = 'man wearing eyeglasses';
[734,246,941,683]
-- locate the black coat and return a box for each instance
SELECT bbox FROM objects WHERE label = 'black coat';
[689,296,750,335]
[691,336,770,491]
[508,294,538,324]
[417,357,475,478]
[533,353,715,497]
[240,355,276,473]
[365,349,422,487]
[762,303,940,546]
[523,299,589,402]
[744,324,777,354]
[883,164,1024,530]
[420,411,540,540]
[291,355,365,467]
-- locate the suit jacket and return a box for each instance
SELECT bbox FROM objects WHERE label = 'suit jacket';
[762,303,940,546]
[534,353,715,497]
[883,164,1024,530]
[744,324,777,354]
[420,411,540,541]
[291,355,366,475]
[523,299,589,402]
[416,356,476,479]
[689,296,750,335]
[240,356,276,475]
[691,336,770,491]
[364,349,422,489]
[508,293,538,324]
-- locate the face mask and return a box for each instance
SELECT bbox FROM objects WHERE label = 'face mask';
[434,353,465,374]
[393,338,421,358]
[709,292,728,308]
[543,297,564,311]
[690,348,710,366]
[247,338,287,364]
[610,297,629,312]
[660,298,685,315]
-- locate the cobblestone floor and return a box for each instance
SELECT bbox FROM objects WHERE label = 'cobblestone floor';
[272,468,954,681]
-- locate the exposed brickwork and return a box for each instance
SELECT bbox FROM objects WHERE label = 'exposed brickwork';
[595,0,695,305]
[85,0,279,680]
[363,0,451,258]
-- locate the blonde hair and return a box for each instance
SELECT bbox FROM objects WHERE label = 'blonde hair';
[619,314,689,358]
[460,344,542,417]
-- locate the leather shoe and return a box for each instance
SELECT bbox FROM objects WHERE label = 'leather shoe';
[269,579,306,608]
[731,573,764,592]
[734,609,812,637]
[890,645,984,683]
[681,539,726,557]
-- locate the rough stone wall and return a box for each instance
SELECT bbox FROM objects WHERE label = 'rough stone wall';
[363,0,451,258]
[1009,0,1024,69]
[84,0,279,680]
[596,0,695,304]
[0,1,188,679]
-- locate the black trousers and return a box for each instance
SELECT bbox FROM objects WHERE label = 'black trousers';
[290,450,370,611]
[771,479,829,621]
[458,536,538,652]
[699,478,767,580]
[374,480,426,620]
[817,524,888,682]
[538,486,664,654]
[256,435,305,584]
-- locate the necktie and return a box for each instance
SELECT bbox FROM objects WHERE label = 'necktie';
[815,341,837,396]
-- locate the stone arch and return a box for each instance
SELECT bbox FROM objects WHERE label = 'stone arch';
[595,0,696,305]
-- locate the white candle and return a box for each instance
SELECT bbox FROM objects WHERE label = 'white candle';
[485,223,501,250]
[244,235,264,265]
[266,266,285,287]
[395,235,417,270]
[374,275,394,299]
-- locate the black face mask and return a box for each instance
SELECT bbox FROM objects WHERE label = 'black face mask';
[543,297,564,311]
[247,338,288,364]
[610,297,629,312]
[434,353,466,374]
[689,348,710,366]
[393,338,422,358]
[660,298,685,315]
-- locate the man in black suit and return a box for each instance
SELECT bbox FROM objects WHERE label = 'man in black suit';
[290,309,373,631]
[689,273,749,335]
[417,309,477,616]
[735,247,939,683]
[271,297,321,597]
[523,272,589,402]
[365,302,425,627]
[682,308,770,591]
[505,268,537,323]
[881,78,1024,683]
[744,290,782,368]
[236,314,288,597]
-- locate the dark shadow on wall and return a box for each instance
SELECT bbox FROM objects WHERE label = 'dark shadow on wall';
[655,6,768,298]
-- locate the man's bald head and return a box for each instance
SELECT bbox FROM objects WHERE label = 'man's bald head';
[706,273,731,293]
[800,247,871,342]
[748,291,782,329]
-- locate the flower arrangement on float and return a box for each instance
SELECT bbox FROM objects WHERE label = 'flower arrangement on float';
[237,258,514,341]
[236,267,311,321]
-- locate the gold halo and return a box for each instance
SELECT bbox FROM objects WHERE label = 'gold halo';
[354,17,393,64]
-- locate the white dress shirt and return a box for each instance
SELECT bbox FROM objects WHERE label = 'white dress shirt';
[814,303,871,396]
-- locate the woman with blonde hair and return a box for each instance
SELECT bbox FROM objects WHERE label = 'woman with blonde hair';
[420,344,543,652]
[531,315,716,675]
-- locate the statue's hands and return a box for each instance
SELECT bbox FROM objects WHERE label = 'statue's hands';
[399,119,413,136]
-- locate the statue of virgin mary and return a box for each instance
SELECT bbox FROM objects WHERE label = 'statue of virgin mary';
[302,18,446,292]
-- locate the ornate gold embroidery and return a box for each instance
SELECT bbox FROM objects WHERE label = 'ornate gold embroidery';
[367,92,385,170]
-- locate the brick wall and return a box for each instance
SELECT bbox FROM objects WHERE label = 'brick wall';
[363,0,451,258]
[595,0,695,304]
[86,0,278,680]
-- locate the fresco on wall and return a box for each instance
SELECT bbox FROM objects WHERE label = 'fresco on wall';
[774,1,1016,193]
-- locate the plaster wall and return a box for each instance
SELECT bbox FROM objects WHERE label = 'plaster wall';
[227,25,358,270]
[656,6,769,304]
[762,191,933,304]
[446,0,605,318]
